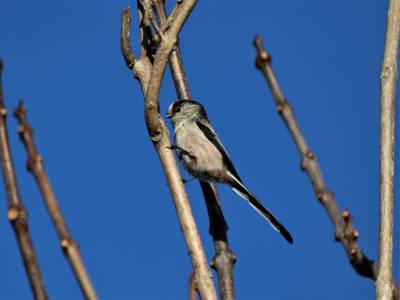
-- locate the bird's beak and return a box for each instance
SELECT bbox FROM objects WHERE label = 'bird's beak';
[166,103,174,118]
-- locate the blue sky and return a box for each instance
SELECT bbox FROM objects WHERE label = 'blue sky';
[0,1,398,299]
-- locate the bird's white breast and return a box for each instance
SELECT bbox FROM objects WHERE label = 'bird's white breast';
[174,120,224,181]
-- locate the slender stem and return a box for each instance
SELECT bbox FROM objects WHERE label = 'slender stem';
[188,272,197,300]
[14,102,99,300]
[253,36,399,300]
[0,60,48,300]
[121,3,217,299]
[377,1,400,299]
[151,1,236,299]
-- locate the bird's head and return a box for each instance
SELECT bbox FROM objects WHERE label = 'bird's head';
[166,99,207,125]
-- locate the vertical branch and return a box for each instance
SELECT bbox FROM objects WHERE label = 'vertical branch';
[253,36,399,299]
[14,102,98,300]
[121,3,217,299]
[377,1,400,299]
[151,1,237,299]
[188,272,197,300]
[202,181,236,300]
[151,0,191,100]
[0,60,48,300]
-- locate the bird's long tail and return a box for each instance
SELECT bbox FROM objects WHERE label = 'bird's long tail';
[227,171,293,244]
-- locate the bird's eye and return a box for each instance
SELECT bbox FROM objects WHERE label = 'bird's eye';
[174,107,181,113]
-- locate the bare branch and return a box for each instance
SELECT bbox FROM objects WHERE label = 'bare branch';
[0,59,48,300]
[151,0,191,100]
[253,36,399,299]
[121,7,152,86]
[151,2,237,298]
[121,3,217,299]
[203,182,236,300]
[120,9,137,71]
[188,272,197,300]
[14,102,98,300]
[377,1,400,299]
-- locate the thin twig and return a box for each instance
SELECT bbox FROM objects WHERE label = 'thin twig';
[0,60,48,300]
[121,3,217,299]
[188,272,197,300]
[377,1,400,299]
[253,36,399,299]
[151,1,236,299]
[14,102,99,300]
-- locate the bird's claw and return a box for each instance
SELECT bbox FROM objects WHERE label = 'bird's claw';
[182,177,195,184]
[167,144,197,160]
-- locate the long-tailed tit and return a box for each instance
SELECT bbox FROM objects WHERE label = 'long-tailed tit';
[166,99,293,244]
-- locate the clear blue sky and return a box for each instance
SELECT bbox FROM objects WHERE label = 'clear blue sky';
[0,1,398,299]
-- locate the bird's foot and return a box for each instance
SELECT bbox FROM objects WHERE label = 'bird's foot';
[167,144,197,160]
[182,176,195,184]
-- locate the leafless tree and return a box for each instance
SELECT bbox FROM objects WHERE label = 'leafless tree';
[151,1,236,299]
[120,1,217,298]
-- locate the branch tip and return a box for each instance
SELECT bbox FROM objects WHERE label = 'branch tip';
[14,100,27,123]
[121,7,136,70]
[254,36,271,65]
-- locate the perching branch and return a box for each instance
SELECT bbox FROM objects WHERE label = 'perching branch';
[121,3,217,299]
[0,60,48,300]
[377,1,400,299]
[253,36,399,299]
[151,1,236,299]
[14,102,98,300]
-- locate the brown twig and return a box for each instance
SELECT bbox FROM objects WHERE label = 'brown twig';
[14,102,98,300]
[253,36,400,299]
[151,1,236,299]
[0,60,48,300]
[203,182,236,300]
[377,1,400,299]
[121,3,217,299]
[188,272,197,300]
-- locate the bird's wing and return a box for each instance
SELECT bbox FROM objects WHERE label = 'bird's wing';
[196,120,242,182]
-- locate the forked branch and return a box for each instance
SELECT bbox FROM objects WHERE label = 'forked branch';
[151,1,236,299]
[14,102,98,300]
[120,2,217,299]
[253,36,399,299]
[0,60,48,300]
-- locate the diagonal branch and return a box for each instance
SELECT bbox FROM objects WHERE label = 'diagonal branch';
[120,3,217,299]
[0,60,48,300]
[377,1,400,299]
[151,1,236,299]
[14,102,98,300]
[253,36,399,299]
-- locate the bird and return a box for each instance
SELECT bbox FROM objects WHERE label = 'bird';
[166,99,293,244]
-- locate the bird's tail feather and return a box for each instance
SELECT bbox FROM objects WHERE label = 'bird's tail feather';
[227,171,293,244]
